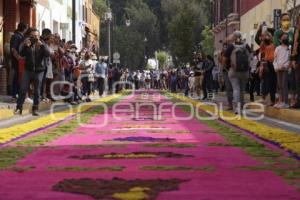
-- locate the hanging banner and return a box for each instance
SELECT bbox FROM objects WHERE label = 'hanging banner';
[274,9,282,30]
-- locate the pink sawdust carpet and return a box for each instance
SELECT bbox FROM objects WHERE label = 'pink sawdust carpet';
[0,91,299,200]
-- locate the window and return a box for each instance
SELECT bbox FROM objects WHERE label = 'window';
[53,20,59,34]
[83,5,85,21]
[42,21,45,30]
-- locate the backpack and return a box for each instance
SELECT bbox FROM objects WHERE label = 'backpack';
[230,44,250,72]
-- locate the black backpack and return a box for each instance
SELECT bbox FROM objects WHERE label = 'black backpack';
[230,44,250,72]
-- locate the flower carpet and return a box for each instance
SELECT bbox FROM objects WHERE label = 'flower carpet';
[0,90,299,200]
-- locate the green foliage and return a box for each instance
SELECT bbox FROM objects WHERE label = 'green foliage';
[0,147,33,169]
[156,51,168,69]
[93,0,108,17]
[146,63,153,70]
[48,166,125,172]
[95,0,212,68]
[162,0,211,65]
[140,165,215,172]
[201,26,214,56]
[168,7,197,65]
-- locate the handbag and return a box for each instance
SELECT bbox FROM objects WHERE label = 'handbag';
[88,72,95,82]
[258,61,269,79]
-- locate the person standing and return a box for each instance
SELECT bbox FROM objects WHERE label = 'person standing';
[40,29,54,101]
[15,29,51,116]
[202,55,214,100]
[219,38,234,110]
[95,59,107,96]
[182,65,190,96]
[260,32,277,105]
[273,33,290,109]
[273,13,295,106]
[225,31,251,114]
[79,52,93,102]
[188,71,195,97]
[273,13,294,47]
[249,50,260,102]
[10,22,28,100]
[291,15,300,108]
[194,55,204,100]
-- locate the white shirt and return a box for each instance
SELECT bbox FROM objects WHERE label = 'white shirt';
[273,45,290,71]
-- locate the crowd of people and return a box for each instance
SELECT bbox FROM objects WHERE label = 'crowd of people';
[10,23,117,116]
[216,13,300,113]
[162,12,300,114]
[8,13,300,116]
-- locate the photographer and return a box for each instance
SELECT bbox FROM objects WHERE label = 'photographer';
[15,29,51,116]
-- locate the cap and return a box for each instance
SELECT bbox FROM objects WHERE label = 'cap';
[233,31,242,39]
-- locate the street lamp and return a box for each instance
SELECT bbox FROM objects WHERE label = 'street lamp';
[210,0,214,29]
[144,36,148,68]
[105,8,112,63]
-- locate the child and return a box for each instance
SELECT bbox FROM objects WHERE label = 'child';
[188,71,196,97]
[273,32,290,109]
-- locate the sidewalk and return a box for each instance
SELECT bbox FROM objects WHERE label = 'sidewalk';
[213,92,300,125]
[0,93,106,122]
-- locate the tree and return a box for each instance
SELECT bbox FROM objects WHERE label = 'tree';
[93,0,212,69]
[93,0,108,17]
[156,50,168,69]
[109,0,159,69]
[168,6,197,65]
[201,26,214,56]
[114,26,144,69]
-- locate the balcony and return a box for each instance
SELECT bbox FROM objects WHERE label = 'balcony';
[213,12,240,33]
[19,0,37,7]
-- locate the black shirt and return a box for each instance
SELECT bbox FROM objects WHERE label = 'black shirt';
[10,32,24,64]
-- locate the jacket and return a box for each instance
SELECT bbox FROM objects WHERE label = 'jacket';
[21,42,51,72]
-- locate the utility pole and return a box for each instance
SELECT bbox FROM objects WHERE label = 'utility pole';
[106,0,112,64]
[108,18,111,64]
[210,0,214,29]
[72,0,76,43]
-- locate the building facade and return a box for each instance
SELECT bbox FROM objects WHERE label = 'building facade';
[0,0,100,95]
[212,0,289,54]
[36,0,72,41]
[83,0,100,53]
[0,0,36,95]
[240,0,287,49]
[212,0,241,53]
[75,0,84,50]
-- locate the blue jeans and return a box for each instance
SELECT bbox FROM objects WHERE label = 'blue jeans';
[228,70,248,107]
[17,70,44,109]
[223,71,233,104]
[11,60,19,97]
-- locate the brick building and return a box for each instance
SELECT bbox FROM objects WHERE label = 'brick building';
[0,0,101,95]
[212,0,241,54]
[0,0,36,95]
[83,0,100,53]
[240,0,286,49]
[212,0,287,54]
